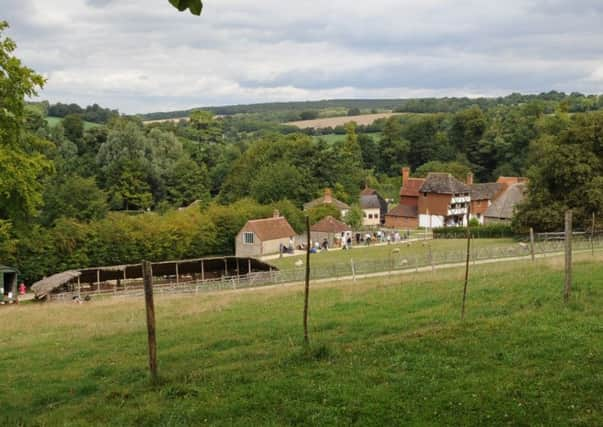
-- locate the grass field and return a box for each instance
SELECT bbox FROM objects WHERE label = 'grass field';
[270,238,516,270]
[45,116,101,130]
[287,112,404,129]
[1,253,601,425]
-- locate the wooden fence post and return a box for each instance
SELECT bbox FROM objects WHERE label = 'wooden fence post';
[142,260,158,383]
[529,227,535,262]
[303,216,311,346]
[564,210,572,303]
[461,209,472,320]
[592,212,596,257]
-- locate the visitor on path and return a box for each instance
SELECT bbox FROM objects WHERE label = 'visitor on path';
[19,282,26,295]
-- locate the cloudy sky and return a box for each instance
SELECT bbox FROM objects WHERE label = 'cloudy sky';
[2,0,603,113]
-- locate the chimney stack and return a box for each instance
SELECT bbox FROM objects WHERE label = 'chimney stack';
[324,188,333,203]
[273,209,280,218]
[402,167,410,187]
[466,173,474,186]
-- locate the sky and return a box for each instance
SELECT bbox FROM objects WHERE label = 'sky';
[2,0,603,114]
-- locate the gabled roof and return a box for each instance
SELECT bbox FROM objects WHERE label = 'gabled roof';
[310,216,351,233]
[400,178,425,198]
[419,173,469,194]
[386,204,418,218]
[484,183,527,219]
[470,182,505,201]
[240,216,296,241]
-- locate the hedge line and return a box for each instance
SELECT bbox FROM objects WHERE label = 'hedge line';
[433,224,515,239]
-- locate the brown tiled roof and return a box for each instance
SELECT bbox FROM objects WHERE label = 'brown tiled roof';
[484,183,527,219]
[470,182,505,201]
[240,217,296,241]
[386,204,418,218]
[419,173,469,194]
[399,178,425,197]
[310,216,351,233]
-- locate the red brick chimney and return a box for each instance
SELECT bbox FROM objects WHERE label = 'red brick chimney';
[324,188,332,203]
[402,167,410,187]
[466,173,474,186]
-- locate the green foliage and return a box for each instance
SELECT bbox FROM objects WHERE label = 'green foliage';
[169,0,203,15]
[41,175,108,226]
[343,204,363,229]
[306,204,341,225]
[299,110,319,120]
[0,21,53,226]
[514,112,603,231]
[62,113,84,142]
[415,161,472,181]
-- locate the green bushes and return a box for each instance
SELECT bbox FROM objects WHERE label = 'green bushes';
[433,223,515,239]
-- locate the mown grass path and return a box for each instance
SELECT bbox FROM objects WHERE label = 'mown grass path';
[1,254,601,426]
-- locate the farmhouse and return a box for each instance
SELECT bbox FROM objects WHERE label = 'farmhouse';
[0,265,19,304]
[484,182,527,224]
[304,188,350,218]
[418,173,470,228]
[468,174,506,224]
[235,211,297,257]
[359,186,388,226]
[385,167,424,228]
[310,215,351,248]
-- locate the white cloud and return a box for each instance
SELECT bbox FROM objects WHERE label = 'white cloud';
[1,0,602,113]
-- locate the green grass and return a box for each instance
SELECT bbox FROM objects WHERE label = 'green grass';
[313,132,382,145]
[271,238,516,270]
[45,116,101,130]
[1,254,601,426]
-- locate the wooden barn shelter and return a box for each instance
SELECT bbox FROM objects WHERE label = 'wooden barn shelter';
[31,256,276,300]
[0,265,19,304]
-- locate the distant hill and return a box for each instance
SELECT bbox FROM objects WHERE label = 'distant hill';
[137,91,603,121]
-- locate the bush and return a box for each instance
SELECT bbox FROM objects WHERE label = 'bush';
[433,224,515,239]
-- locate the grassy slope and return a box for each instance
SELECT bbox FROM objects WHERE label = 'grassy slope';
[1,255,601,426]
[45,116,101,130]
[271,238,516,270]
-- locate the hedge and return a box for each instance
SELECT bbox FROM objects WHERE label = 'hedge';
[433,224,515,239]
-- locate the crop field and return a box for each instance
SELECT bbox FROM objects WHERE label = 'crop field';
[287,112,404,129]
[1,252,601,425]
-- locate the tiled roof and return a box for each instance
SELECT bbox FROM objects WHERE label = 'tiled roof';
[419,173,469,194]
[470,182,505,201]
[310,216,351,233]
[400,178,425,197]
[386,204,418,218]
[241,217,296,241]
[484,183,527,219]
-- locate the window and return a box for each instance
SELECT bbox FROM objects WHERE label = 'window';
[424,192,427,197]
[244,232,255,244]
[368,214,373,219]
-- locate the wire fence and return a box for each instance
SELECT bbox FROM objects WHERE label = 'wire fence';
[48,234,603,302]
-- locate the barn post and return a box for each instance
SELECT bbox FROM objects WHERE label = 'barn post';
[224,258,228,276]
[303,215,311,346]
[564,210,573,303]
[248,258,252,275]
[461,205,472,320]
[77,276,81,298]
[529,227,535,262]
[96,269,100,293]
[200,260,205,281]
[142,260,158,384]
[175,263,179,285]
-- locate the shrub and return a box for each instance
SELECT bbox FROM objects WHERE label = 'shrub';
[433,224,515,239]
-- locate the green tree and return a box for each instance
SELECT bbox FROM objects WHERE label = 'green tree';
[415,161,472,181]
[62,113,84,142]
[41,175,108,225]
[379,116,409,175]
[343,204,363,230]
[169,0,203,15]
[306,204,341,225]
[0,21,52,226]
[164,158,211,207]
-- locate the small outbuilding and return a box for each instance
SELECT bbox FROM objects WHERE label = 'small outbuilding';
[235,211,297,257]
[310,216,351,248]
[0,265,19,304]
[359,186,388,226]
[484,182,527,224]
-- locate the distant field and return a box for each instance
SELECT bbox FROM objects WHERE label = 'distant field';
[287,112,404,129]
[1,253,601,425]
[142,117,189,124]
[46,116,101,130]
